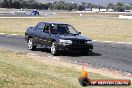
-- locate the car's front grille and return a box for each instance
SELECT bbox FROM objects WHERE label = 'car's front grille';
[64,44,93,51]
[72,45,87,49]
[66,45,91,50]
[72,40,86,45]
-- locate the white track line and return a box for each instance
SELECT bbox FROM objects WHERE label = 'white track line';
[0,17,46,19]
[0,33,6,34]
[10,34,19,36]
[93,40,132,45]
[0,33,19,36]
[0,32,132,45]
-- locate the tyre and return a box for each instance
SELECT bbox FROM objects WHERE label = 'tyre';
[51,42,58,56]
[82,51,88,55]
[82,50,89,55]
[82,49,92,55]
[28,38,36,51]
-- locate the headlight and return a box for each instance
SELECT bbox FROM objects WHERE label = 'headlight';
[86,41,93,44]
[60,39,72,45]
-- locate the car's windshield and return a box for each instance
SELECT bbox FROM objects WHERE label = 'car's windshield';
[50,24,78,34]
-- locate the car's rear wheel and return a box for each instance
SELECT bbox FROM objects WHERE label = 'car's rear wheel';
[51,42,58,56]
[28,38,36,50]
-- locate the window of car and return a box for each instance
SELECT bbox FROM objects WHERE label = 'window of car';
[50,24,78,34]
[36,23,45,29]
[44,24,49,32]
[67,25,77,34]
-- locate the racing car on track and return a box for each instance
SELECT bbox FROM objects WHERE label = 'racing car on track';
[30,10,39,15]
[25,22,93,55]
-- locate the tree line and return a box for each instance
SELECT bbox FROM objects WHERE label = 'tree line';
[0,0,132,12]
[0,0,49,10]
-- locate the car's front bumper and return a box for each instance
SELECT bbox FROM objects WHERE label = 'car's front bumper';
[57,43,93,51]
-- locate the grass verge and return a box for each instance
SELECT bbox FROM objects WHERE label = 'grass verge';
[0,49,131,88]
[0,16,132,42]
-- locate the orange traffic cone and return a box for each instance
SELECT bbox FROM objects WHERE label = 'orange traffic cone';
[79,64,91,86]
[81,64,89,77]
[81,67,88,78]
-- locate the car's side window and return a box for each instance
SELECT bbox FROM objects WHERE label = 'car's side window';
[36,23,40,28]
[50,24,58,33]
[36,23,45,31]
[67,25,77,34]
[44,24,49,33]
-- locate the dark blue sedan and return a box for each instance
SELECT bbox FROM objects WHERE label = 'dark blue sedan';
[30,10,39,15]
[25,22,93,55]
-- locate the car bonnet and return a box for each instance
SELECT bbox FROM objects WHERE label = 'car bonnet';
[59,34,91,41]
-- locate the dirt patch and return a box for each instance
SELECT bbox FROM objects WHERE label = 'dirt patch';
[27,53,132,82]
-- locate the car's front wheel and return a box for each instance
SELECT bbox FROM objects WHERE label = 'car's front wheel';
[28,38,36,51]
[82,49,92,55]
[51,42,58,56]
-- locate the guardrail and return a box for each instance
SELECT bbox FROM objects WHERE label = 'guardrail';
[119,15,132,19]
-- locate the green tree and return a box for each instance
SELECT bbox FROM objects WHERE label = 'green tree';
[12,1,20,8]
[124,4,130,10]
[107,3,114,9]
[92,4,97,8]
[77,5,85,11]
[72,3,78,11]
[115,2,125,12]
[86,3,92,8]
[1,0,9,8]
[81,2,86,7]
[9,0,13,8]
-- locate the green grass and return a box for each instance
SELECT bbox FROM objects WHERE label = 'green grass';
[0,49,131,88]
[0,16,132,42]
[0,49,104,88]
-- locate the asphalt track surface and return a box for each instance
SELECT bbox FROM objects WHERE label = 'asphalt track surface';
[0,34,132,73]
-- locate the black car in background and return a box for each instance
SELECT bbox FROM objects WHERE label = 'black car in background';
[30,10,39,15]
[25,22,93,55]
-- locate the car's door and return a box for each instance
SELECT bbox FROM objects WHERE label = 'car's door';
[35,22,45,46]
[31,24,40,45]
[40,23,52,47]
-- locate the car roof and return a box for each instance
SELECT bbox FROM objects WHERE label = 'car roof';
[39,22,68,25]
